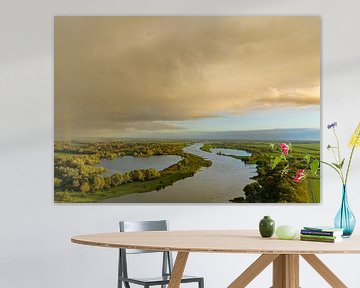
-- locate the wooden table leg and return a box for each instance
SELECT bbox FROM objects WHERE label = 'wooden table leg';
[229,253,347,288]
[288,255,299,288]
[272,254,299,288]
[301,254,347,288]
[168,252,189,288]
[228,254,279,288]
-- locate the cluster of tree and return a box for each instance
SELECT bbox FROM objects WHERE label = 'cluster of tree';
[54,153,161,193]
[232,155,309,203]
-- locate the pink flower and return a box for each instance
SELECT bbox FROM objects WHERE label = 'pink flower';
[293,169,306,183]
[279,143,289,155]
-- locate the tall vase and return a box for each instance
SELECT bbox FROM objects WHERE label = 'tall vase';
[334,185,356,237]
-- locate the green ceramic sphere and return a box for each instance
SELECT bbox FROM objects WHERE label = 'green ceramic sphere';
[259,216,275,238]
[275,225,297,240]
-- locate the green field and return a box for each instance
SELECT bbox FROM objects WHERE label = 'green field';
[201,141,319,158]
[306,177,321,203]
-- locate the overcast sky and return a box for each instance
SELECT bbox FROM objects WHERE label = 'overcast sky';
[55,16,320,139]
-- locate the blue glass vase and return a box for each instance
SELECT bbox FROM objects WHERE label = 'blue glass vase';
[334,185,356,237]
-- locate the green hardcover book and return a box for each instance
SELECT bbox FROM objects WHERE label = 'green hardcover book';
[300,234,339,240]
[300,236,342,243]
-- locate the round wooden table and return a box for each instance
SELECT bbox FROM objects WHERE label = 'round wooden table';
[72,230,360,288]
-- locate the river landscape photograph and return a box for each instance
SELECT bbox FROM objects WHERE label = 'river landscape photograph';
[54,16,320,203]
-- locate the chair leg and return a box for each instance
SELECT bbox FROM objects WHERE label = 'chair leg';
[118,249,122,288]
[198,278,204,288]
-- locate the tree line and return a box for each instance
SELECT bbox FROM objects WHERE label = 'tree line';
[54,154,162,193]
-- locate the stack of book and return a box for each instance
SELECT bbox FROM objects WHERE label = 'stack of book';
[300,226,344,243]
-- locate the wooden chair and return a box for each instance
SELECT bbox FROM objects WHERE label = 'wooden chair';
[118,220,204,288]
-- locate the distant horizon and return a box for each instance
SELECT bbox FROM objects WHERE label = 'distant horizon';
[55,127,320,142]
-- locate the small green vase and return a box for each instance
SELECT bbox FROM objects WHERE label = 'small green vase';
[259,216,275,238]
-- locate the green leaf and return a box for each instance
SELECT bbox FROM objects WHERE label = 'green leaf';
[311,160,319,176]
[272,156,282,169]
[339,158,345,169]
[332,162,341,169]
[304,154,311,164]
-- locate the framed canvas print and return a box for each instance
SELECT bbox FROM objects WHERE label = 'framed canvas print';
[54,16,320,203]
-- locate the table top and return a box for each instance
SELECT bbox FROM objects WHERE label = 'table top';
[71,230,360,254]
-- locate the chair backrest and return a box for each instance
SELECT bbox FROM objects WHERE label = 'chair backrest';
[119,220,169,254]
[118,220,174,282]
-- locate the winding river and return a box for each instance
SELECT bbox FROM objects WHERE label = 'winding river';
[102,143,257,203]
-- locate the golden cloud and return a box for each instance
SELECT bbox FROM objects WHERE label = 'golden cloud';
[55,16,320,138]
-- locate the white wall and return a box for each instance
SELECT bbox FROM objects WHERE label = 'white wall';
[1,0,360,287]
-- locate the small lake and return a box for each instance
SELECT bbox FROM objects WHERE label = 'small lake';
[211,148,251,157]
[99,155,182,176]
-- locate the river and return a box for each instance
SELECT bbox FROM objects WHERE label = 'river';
[102,143,257,203]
